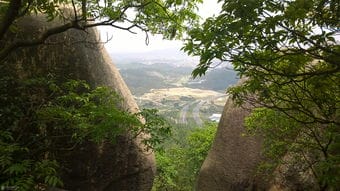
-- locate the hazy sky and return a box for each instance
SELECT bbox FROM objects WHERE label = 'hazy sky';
[99,0,221,53]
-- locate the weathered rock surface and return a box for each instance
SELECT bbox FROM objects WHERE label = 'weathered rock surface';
[196,83,317,190]
[3,15,155,191]
[196,97,266,191]
[268,152,318,191]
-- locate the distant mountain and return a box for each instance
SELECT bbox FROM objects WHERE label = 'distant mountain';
[109,52,239,126]
[110,49,238,96]
[185,68,238,92]
[110,48,198,67]
[115,61,238,96]
[116,62,190,95]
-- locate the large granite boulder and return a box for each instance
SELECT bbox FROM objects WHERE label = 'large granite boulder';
[196,82,317,190]
[2,15,155,191]
[196,97,266,191]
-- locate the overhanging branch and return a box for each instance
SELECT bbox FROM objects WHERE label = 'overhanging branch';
[0,22,74,61]
[0,18,151,61]
[0,1,156,62]
[0,0,22,41]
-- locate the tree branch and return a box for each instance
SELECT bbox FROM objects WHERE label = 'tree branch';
[0,0,161,62]
[0,21,74,61]
[0,16,153,62]
[0,0,22,41]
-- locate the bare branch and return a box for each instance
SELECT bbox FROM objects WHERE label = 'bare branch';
[71,0,78,21]
[0,22,74,61]
[0,0,22,41]
[18,0,32,17]
[0,0,174,61]
[81,0,87,21]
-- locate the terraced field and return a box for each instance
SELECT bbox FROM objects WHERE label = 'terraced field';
[138,87,228,126]
[115,61,237,126]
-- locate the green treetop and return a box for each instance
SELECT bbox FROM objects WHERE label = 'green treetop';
[184,0,339,190]
[0,0,203,60]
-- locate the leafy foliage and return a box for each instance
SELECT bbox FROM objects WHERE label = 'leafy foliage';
[0,0,203,189]
[0,74,170,190]
[246,108,339,189]
[0,0,203,60]
[184,0,339,190]
[133,108,172,151]
[2,0,203,35]
[36,79,140,143]
[152,123,217,191]
[185,0,339,80]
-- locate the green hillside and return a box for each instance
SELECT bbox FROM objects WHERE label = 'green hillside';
[185,68,238,92]
[117,62,238,96]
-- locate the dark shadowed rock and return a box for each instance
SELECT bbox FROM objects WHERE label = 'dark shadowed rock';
[268,152,318,191]
[3,15,155,191]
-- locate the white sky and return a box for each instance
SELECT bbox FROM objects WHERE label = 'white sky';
[99,0,221,53]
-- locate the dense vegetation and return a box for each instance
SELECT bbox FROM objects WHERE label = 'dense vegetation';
[0,0,201,189]
[0,72,171,189]
[184,0,339,189]
[0,76,127,188]
[152,123,217,191]
[1,0,339,190]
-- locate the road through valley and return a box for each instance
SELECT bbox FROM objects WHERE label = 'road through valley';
[178,95,227,126]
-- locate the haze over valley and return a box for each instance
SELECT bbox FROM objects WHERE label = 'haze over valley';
[110,51,239,126]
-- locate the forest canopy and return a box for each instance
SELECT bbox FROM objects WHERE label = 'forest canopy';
[184,0,339,190]
[0,0,202,189]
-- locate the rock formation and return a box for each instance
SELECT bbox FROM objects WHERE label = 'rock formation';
[195,97,267,191]
[196,83,317,190]
[2,15,155,191]
[268,154,318,191]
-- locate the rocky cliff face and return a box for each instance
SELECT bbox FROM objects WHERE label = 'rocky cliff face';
[196,98,266,191]
[196,83,317,191]
[3,15,155,191]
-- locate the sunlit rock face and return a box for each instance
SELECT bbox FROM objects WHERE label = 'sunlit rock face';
[3,15,155,191]
[195,97,266,191]
[196,80,317,191]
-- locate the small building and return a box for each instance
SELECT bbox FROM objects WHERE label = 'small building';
[209,114,222,122]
